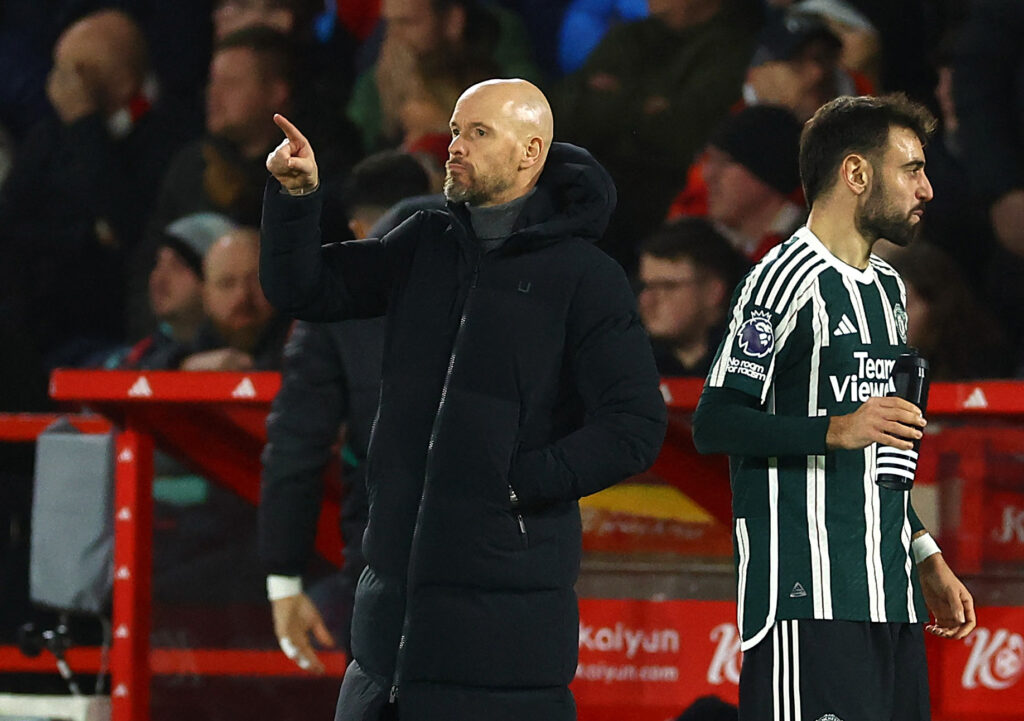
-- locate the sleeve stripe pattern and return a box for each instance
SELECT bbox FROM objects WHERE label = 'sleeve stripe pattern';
[710,237,814,388]
[709,269,762,387]
[772,257,828,317]
[763,245,811,308]
[755,265,829,404]
[755,243,813,309]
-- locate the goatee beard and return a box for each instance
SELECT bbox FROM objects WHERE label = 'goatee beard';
[443,171,513,206]
[856,186,923,248]
[443,173,472,203]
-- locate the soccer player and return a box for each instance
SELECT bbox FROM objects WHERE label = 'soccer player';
[692,94,976,721]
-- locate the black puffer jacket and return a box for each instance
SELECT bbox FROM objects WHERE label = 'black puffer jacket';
[260,143,667,721]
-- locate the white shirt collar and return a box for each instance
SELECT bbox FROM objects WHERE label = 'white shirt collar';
[793,226,876,284]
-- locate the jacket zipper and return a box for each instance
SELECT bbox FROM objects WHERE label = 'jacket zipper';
[509,485,526,535]
[389,253,481,705]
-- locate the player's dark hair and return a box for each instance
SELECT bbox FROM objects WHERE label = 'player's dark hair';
[799,94,937,207]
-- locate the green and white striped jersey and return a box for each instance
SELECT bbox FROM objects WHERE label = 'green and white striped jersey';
[707,227,928,651]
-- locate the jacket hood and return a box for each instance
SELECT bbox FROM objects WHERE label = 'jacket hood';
[513,142,617,247]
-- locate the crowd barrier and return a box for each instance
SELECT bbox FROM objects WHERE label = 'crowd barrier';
[0,372,1021,721]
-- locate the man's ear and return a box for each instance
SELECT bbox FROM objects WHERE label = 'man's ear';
[442,5,467,43]
[520,136,544,170]
[841,153,871,196]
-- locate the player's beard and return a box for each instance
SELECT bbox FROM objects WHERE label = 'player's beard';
[444,163,515,206]
[856,181,924,248]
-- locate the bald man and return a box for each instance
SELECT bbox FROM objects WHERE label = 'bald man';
[46,10,149,126]
[260,79,667,720]
[0,8,188,372]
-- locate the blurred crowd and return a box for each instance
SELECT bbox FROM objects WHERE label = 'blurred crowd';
[2,4,1020,715]
[1,0,1021,418]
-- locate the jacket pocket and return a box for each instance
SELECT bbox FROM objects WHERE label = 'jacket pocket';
[506,441,529,548]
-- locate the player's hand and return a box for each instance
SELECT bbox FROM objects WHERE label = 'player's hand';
[266,114,319,195]
[825,396,925,450]
[272,592,335,674]
[919,553,976,640]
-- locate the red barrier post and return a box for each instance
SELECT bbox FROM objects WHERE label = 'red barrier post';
[109,428,153,721]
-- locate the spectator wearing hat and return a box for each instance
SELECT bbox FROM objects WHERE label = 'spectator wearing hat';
[637,218,749,377]
[744,9,863,123]
[788,0,881,91]
[112,212,238,369]
[672,104,805,262]
[665,11,854,233]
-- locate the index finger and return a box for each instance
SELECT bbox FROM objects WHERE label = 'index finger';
[274,113,307,148]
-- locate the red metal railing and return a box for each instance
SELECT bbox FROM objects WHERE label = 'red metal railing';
[2,373,1023,720]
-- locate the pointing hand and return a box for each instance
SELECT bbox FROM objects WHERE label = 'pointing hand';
[266,114,320,196]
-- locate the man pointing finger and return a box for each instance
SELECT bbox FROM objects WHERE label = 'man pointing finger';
[260,79,667,720]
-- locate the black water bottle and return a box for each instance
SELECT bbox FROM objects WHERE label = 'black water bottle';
[875,351,930,491]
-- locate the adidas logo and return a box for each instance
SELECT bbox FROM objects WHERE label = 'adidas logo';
[963,387,988,409]
[231,377,256,399]
[127,375,152,397]
[789,581,807,598]
[833,314,858,336]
